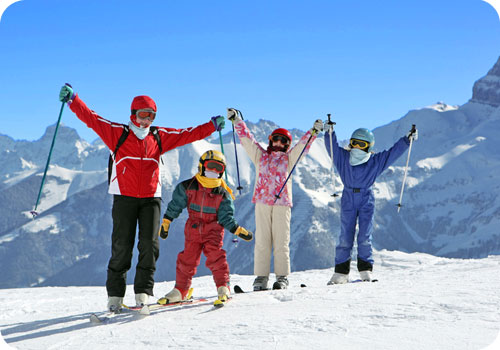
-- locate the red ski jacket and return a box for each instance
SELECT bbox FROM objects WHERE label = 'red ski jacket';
[69,94,216,198]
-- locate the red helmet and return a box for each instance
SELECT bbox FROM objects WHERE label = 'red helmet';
[270,128,292,143]
[131,95,157,113]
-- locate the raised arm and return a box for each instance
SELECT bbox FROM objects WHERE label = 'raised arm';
[228,109,264,165]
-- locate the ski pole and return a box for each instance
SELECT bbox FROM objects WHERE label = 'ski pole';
[326,113,339,198]
[228,108,243,195]
[31,83,71,218]
[218,128,229,183]
[396,124,416,213]
[274,130,316,204]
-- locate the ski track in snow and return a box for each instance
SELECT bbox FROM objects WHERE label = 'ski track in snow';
[0,250,499,350]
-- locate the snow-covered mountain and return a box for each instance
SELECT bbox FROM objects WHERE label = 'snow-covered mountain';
[1,250,499,350]
[1,57,499,289]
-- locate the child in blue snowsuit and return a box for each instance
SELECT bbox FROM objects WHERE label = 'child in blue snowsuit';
[324,125,418,283]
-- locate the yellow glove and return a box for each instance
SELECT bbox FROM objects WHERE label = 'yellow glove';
[234,226,253,241]
[158,218,171,239]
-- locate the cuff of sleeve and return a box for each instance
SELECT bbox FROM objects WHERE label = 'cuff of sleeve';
[67,93,76,105]
[229,225,238,234]
[164,215,174,221]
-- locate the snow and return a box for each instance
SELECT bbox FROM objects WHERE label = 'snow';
[1,250,499,350]
[416,141,481,171]
[22,214,60,235]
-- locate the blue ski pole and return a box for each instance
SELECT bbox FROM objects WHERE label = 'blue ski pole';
[31,84,71,218]
[326,114,339,198]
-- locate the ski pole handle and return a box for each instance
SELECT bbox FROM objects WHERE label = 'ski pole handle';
[218,130,229,183]
[326,113,336,132]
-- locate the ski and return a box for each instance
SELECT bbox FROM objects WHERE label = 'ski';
[327,279,378,286]
[234,284,306,294]
[89,310,128,324]
[234,285,269,294]
[350,279,378,283]
[213,296,232,309]
[124,297,210,315]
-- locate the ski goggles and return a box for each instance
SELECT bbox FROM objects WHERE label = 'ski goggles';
[204,160,225,173]
[271,135,290,145]
[135,108,156,121]
[350,138,369,149]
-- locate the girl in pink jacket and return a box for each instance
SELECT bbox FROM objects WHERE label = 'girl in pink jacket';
[228,109,323,290]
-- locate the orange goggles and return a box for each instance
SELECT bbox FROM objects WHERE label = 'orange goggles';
[136,108,156,121]
[350,138,369,149]
[204,160,225,173]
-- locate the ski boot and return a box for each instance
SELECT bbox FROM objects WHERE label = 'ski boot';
[253,276,269,291]
[135,293,149,307]
[107,296,123,313]
[327,272,349,285]
[158,287,188,305]
[273,275,289,290]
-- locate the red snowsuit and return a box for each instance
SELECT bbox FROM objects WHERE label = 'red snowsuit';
[164,177,239,291]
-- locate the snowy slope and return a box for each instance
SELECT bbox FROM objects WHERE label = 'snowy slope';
[1,250,499,350]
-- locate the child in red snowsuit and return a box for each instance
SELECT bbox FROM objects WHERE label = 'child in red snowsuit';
[158,150,252,304]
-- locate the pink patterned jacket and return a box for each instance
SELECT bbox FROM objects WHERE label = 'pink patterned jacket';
[234,120,316,207]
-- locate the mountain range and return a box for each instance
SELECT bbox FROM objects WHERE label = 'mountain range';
[0,56,499,289]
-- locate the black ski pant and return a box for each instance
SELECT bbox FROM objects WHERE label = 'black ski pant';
[106,195,161,297]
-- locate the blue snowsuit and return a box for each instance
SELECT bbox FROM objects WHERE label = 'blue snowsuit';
[324,131,410,272]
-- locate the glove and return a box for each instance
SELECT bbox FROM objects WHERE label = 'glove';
[312,119,324,133]
[407,126,418,141]
[158,218,171,239]
[325,119,335,133]
[59,84,74,103]
[211,115,225,131]
[227,108,241,123]
[234,226,253,241]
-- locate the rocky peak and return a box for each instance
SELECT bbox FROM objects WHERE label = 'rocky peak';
[470,56,500,107]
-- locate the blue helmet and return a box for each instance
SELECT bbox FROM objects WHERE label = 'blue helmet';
[350,128,375,151]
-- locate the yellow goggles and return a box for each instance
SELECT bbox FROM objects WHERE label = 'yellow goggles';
[350,138,369,149]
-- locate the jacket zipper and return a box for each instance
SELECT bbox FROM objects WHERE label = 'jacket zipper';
[199,189,206,238]
[138,139,146,197]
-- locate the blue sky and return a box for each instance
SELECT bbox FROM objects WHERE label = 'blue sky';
[1,0,500,142]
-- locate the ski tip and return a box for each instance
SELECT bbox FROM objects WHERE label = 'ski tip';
[234,285,245,294]
[89,314,102,324]
[213,300,225,308]
[139,305,150,316]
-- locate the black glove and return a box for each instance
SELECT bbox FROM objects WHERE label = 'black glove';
[407,125,418,141]
[158,218,171,239]
[234,226,253,241]
[325,118,336,133]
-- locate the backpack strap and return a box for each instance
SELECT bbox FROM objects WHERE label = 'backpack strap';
[150,126,163,164]
[108,125,130,185]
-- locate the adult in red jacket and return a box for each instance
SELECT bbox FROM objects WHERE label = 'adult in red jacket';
[59,85,225,312]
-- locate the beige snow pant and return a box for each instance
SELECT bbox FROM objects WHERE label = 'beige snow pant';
[254,203,292,276]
